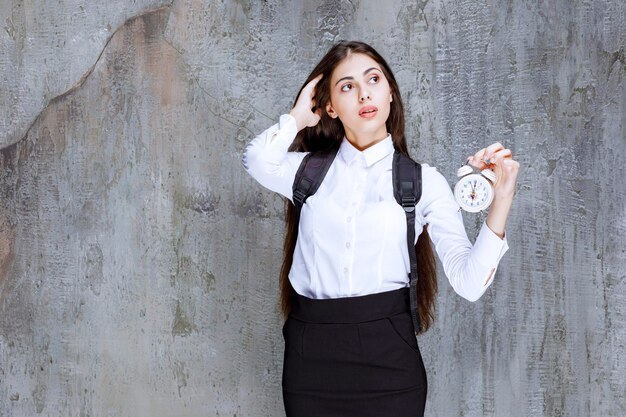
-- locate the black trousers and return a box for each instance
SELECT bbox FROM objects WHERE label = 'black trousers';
[282,286,427,417]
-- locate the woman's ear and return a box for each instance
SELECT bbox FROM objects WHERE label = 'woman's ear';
[326,103,338,119]
[389,93,393,103]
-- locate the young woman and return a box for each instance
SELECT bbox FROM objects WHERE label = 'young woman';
[243,40,519,417]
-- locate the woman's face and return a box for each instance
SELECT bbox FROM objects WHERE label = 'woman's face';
[325,52,393,145]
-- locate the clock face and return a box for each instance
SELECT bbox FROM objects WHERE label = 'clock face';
[454,174,494,212]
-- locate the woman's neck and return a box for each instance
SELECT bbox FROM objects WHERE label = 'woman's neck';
[344,130,389,151]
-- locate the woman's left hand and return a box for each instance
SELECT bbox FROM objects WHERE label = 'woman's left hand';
[467,142,520,201]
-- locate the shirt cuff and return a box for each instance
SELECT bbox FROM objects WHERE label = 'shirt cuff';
[268,113,298,148]
[473,220,510,268]
[279,113,297,130]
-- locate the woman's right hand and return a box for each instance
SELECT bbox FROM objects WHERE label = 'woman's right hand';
[289,73,324,132]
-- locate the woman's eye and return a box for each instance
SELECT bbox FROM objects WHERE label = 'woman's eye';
[369,75,379,83]
[341,83,352,92]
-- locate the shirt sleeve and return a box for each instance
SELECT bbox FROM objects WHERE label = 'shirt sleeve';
[242,113,308,202]
[415,164,510,302]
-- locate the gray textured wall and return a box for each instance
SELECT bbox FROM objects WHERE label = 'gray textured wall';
[0,1,624,416]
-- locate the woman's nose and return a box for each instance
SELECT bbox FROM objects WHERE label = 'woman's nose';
[359,92,371,102]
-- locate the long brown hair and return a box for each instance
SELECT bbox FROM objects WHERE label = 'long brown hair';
[279,40,437,334]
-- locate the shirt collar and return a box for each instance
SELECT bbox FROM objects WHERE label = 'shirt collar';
[338,134,394,167]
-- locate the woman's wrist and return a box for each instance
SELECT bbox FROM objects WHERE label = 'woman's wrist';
[289,109,306,132]
[493,194,514,204]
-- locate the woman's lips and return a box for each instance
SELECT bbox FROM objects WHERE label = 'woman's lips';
[359,106,378,118]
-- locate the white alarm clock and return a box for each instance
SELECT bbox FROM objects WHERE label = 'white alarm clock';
[454,160,497,213]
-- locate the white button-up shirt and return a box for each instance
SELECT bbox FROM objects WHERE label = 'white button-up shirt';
[243,113,509,302]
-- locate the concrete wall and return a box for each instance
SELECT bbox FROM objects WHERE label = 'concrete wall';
[0,1,624,416]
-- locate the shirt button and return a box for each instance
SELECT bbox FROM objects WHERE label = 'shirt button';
[346,216,352,223]
[346,242,351,249]
[343,267,349,274]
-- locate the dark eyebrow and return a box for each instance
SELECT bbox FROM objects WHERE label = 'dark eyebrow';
[334,67,381,87]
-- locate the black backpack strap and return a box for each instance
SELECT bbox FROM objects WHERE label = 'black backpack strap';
[292,148,339,211]
[392,150,423,335]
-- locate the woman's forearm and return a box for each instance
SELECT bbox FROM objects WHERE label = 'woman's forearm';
[485,195,514,239]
